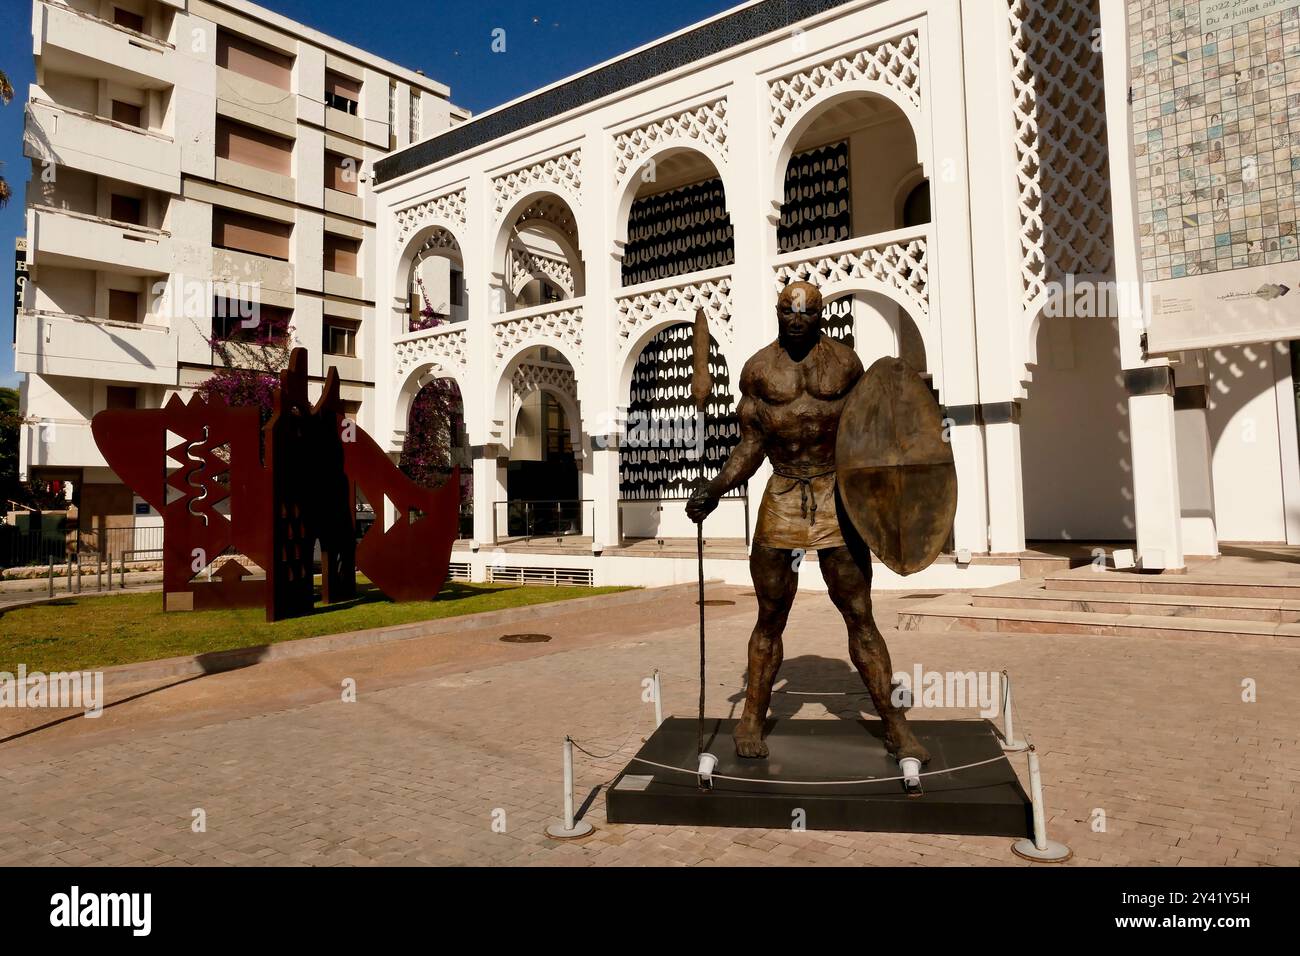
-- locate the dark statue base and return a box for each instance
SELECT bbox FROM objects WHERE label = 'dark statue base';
[606,718,1033,836]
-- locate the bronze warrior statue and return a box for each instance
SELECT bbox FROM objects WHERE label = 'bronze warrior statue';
[686,281,930,764]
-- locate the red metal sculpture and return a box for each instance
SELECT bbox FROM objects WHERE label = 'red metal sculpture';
[91,347,459,621]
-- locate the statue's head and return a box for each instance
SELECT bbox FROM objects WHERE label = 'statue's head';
[777,281,823,349]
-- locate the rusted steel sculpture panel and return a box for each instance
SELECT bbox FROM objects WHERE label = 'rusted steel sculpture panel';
[91,347,459,621]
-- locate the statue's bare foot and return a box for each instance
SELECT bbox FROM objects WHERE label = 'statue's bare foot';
[884,718,931,764]
[733,718,768,758]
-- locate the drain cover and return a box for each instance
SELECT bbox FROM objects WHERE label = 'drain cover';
[500,633,553,644]
[696,599,737,606]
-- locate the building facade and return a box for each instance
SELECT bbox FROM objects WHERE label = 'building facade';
[14,0,1300,591]
[370,0,1135,588]
[14,0,462,546]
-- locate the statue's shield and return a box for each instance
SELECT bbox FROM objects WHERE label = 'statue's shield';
[836,357,957,576]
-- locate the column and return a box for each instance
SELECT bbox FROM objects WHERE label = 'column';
[1101,0,1184,570]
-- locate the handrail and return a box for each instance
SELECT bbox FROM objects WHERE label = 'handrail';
[40,0,175,51]
[492,499,593,542]
[27,97,175,143]
[21,308,170,334]
[394,321,466,345]
[29,203,170,238]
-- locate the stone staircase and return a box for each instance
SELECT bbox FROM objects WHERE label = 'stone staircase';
[898,564,1300,647]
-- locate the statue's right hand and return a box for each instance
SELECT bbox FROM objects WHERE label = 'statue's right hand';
[686,485,720,524]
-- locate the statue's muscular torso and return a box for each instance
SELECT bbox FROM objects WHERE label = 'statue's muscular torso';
[738,334,864,472]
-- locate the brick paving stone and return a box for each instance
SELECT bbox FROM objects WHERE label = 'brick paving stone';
[0,586,1297,866]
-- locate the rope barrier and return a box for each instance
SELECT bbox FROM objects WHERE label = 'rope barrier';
[625,752,1010,787]
[569,728,643,761]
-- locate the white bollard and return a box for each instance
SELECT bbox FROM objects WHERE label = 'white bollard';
[999,669,1028,752]
[899,756,923,795]
[696,752,719,791]
[1011,746,1071,862]
[652,670,663,728]
[545,736,594,839]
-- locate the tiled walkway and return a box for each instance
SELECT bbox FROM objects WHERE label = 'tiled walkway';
[1,584,1296,866]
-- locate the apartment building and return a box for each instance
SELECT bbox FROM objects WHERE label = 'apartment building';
[14,0,462,541]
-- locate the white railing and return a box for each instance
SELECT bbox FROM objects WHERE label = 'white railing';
[615,263,733,301]
[30,203,170,239]
[772,224,930,316]
[40,0,175,50]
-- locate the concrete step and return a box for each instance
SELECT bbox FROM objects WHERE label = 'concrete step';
[973,582,1300,623]
[1042,568,1300,601]
[898,601,1298,647]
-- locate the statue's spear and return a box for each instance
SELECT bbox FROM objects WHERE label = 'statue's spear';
[690,309,712,758]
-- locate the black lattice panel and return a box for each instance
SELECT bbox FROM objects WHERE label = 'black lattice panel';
[778,140,852,254]
[621,179,736,287]
[620,323,740,500]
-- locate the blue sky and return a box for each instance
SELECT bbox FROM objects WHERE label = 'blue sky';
[0,0,735,387]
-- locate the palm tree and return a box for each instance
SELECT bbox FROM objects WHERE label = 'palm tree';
[0,68,12,207]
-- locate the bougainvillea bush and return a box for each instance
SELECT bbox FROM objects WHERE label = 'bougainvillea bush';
[399,379,466,494]
[196,321,294,426]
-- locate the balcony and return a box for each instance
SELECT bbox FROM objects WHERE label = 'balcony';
[28,205,174,276]
[211,249,295,296]
[216,68,296,137]
[489,299,584,366]
[25,99,180,193]
[34,0,177,90]
[24,418,108,473]
[15,309,178,386]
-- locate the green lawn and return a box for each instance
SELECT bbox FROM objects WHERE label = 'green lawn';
[0,582,630,673]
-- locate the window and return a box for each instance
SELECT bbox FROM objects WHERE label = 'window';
[324,319,358,357]
[111,100,143,128]
[902,181,931,228]
[108,290,140,323]
[106,386,138,410]
[112,8,145,33]
[323,234,360,275]
[324,151,359,196]
[212,208,292,260]
[213,299,292,343]
[388,82,396,144]
[543,393,572,456]
[216,30,293,90]
[325,72,360,116]
[450,269,463,307]
[216,118,293,176]
[110,194,142,226]
[408,88,420,142]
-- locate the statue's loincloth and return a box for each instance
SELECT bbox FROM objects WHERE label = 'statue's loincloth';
[752,467,846,551]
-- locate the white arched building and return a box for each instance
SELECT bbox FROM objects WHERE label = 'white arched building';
[366,0,1249,589]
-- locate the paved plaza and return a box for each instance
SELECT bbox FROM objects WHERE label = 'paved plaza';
[1,584,1297,866]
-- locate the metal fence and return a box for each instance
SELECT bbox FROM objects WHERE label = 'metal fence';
[493,500,591,540]
[0,524,165,570]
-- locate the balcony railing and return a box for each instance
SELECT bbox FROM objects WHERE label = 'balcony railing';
[28,98,173,143]
[30,202,169,239]
[771,224,931,317]
[40,0,175,51]
[490,298,585,364]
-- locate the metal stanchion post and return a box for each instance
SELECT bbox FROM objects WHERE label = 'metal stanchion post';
[1011,746,1072,862]
[1000,669,1027,752]
[545,736,593,839]
[47,560,54,597]
[653,670,663,728]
